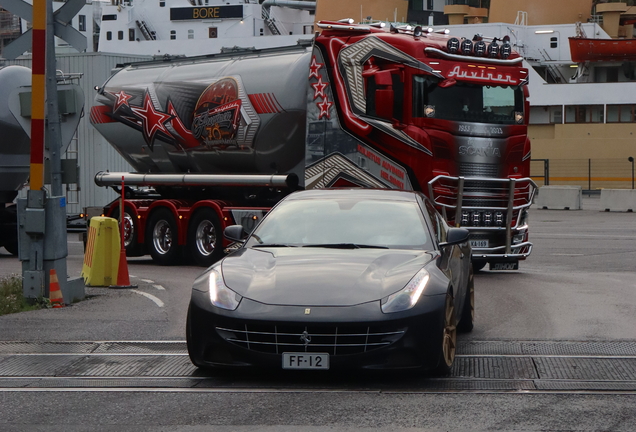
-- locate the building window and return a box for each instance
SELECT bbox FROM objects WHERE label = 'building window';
[129,28,135,41]
[106,31,112,41]
[209,27,218,38]
[550,37,557,48]
[565,105,604,123]
[427,0,434,10]
[118,30,124,40]
[529,106,562,124]
[102,14,117,21]
[188,29,194,39]
[607,105,636,123]
[170,30,176,40]
[78,15,86,32]
[160,0,165,6]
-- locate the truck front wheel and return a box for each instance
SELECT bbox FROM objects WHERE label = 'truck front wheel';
[187,208,223,267]
[147,209,181,265]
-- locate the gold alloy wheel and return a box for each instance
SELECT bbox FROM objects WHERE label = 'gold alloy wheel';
[442,293,457,367]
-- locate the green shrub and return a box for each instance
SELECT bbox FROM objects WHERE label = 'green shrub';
[0,274,49,316]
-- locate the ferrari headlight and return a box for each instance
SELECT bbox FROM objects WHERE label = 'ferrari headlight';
[192,268,242,311]
[381,268,430,313]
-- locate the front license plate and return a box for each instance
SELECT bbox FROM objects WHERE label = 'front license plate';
[282,353,329,370]
[490,261,519,271]
[470,239,489,248]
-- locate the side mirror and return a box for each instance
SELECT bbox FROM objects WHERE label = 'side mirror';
[438,227,470,247]
[224,225,246,242]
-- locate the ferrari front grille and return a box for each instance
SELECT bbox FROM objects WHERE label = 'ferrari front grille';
[215,323,406,356]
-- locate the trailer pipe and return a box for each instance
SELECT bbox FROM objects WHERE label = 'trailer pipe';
[94,172,299,189]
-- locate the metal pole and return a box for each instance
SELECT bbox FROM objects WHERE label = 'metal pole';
[588,158,591,191]
[629,157,634,189]
[42,0,68,297]
[120,176,125,250]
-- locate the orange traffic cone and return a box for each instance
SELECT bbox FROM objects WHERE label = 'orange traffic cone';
[110,246,136,289]
[49,269,65,309]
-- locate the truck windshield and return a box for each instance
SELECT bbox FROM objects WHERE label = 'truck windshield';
[413,75,524,125]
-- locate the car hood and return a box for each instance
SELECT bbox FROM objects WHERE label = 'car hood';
[221,247,435,306]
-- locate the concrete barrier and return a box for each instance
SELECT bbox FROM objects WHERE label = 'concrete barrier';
[600,189,636,212]
[536,186,582,210]
[81,217,121,286]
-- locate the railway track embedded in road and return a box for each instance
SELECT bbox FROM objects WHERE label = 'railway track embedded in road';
[1,340,635,394]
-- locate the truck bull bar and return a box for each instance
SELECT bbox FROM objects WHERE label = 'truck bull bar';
[427,176,537,260]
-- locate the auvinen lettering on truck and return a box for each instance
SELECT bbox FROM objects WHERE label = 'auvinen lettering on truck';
[90,21,536,268]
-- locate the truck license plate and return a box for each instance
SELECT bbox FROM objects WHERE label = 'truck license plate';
[282,353,329,370]
[470,240,489,248]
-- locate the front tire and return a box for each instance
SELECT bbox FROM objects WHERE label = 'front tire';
[147,208,181,265]
[187,208,223,267]
[458,267,474,333]
[186,305,205,368]
[432,292,457,376]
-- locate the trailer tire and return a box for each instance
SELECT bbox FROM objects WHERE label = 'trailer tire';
[3,241,18,256]
[188,208,223,267]
[115,208,142,257]
[1,205,18,255]
[472,259,487,272]
[147,208,181,265]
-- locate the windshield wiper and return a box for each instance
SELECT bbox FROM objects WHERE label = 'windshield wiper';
[302,243,389,249]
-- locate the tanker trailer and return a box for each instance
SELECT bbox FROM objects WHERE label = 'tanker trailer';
[91,23,536,269]
[0,66,32,255]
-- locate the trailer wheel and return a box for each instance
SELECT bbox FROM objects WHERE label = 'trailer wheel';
[1,205,18,255]
[115,208,142,257]
[147,209,181,265]
[472,259,487,272]
[188,208,223,267]
[3,241,18,256]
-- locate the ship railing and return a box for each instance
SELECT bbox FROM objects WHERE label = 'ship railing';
[261,6,282,35]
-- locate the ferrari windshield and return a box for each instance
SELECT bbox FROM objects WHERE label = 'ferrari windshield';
[413,75,524,124]
[246,198,433,250]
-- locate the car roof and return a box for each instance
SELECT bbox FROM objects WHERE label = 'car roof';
[285,188,420,202]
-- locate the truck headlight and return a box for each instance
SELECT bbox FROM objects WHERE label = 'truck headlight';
[192,267,242,311]
[381,268,430,313]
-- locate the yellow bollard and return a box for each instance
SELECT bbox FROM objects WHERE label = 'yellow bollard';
[81,217,121,286]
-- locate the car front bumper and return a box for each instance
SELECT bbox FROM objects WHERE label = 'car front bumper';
[187,290,447,371]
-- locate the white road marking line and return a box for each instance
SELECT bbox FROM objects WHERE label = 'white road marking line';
[130,290,164,307]
[140,279,154,283]
[153,284,165,291]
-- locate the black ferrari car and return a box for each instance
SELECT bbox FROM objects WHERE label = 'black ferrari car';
[186,189,474,374]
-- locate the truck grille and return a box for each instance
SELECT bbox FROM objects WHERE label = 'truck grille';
[459,162,499,178]
[216,323,406,356]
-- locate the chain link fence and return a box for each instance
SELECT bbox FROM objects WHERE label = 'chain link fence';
[531,158,636,190]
